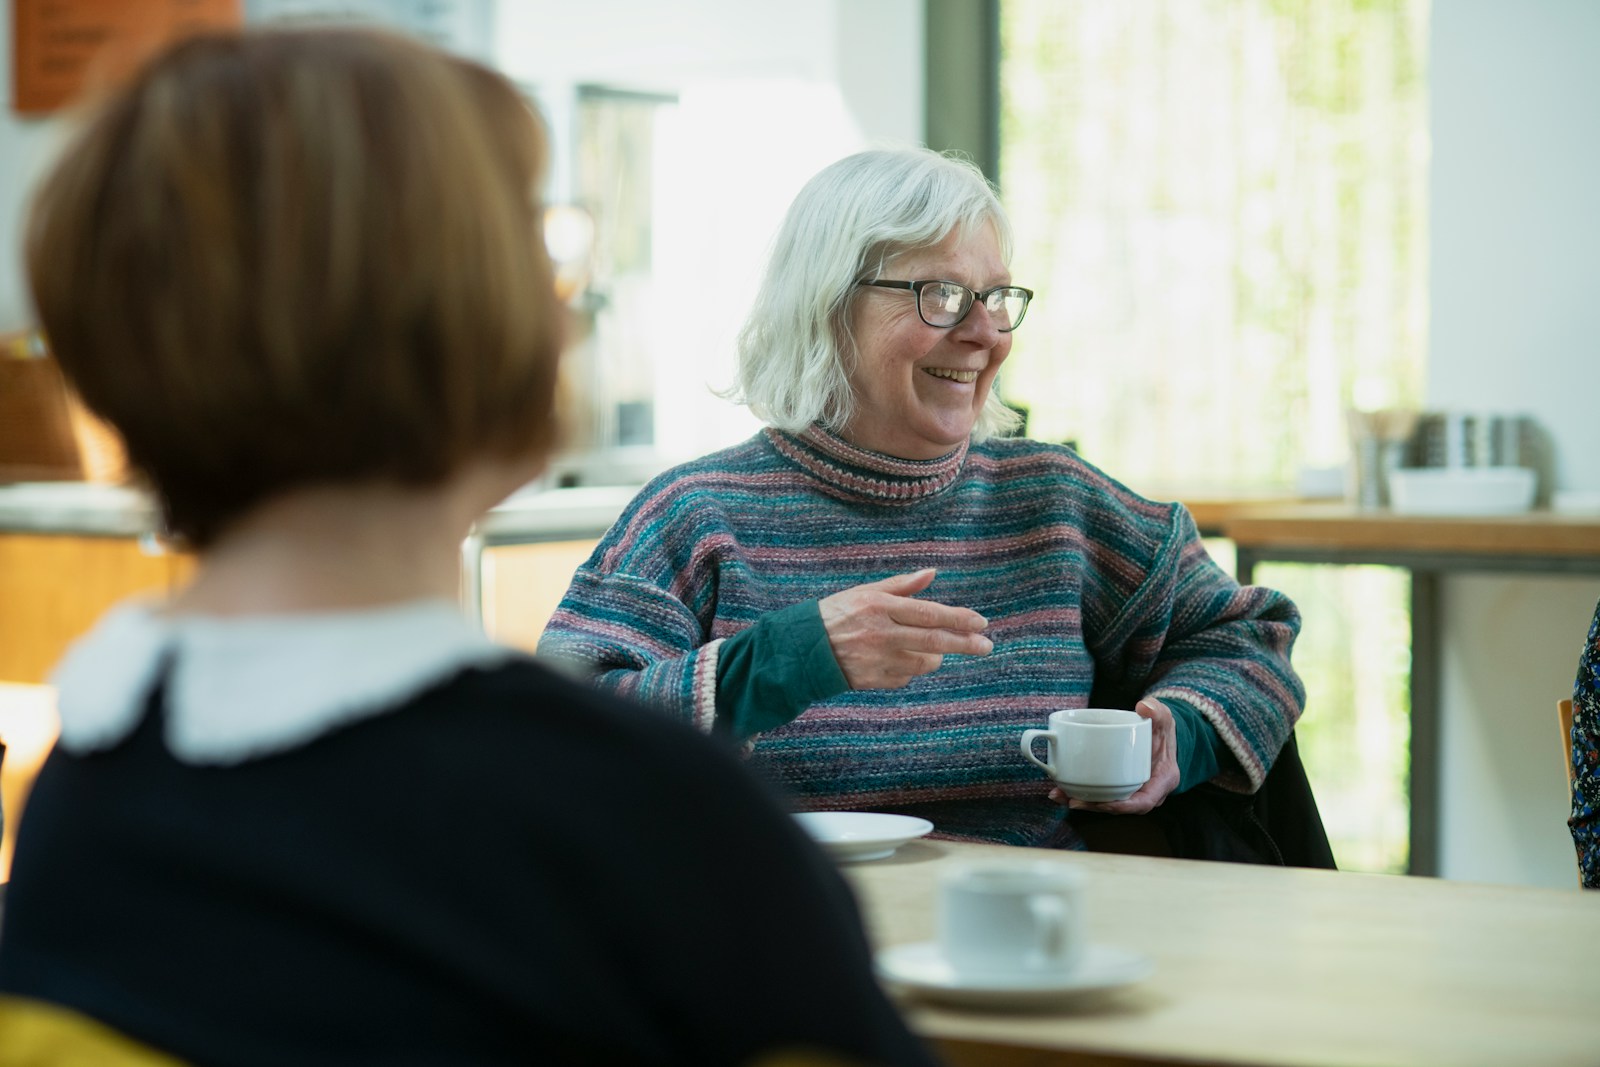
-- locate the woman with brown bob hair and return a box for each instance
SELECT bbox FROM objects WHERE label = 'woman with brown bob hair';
[0,28,935,1067]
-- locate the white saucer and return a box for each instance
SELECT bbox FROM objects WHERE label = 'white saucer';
[875,942,1153,1008]
[1054,781,1143,802]
[791,811,935,862]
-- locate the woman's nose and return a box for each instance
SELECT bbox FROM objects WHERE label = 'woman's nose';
[952,298,1003,345]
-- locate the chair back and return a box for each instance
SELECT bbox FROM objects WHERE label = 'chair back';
[1559,697,1577,790]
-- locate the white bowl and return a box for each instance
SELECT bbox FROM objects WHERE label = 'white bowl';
[1386,466,1536,515]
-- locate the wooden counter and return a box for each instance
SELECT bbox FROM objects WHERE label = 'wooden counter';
[1225,503,1600,562]
[1211,504,1600,876]
[0,483,635,684]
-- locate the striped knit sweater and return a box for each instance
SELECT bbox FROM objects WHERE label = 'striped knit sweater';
[539,425,1305,848]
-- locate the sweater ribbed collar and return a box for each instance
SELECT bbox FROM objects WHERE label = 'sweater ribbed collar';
[765,424,968,505]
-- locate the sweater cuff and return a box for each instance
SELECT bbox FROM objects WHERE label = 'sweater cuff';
[715,600,850,741]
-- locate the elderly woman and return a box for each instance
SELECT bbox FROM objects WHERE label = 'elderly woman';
[540,147,1308,855]
[0,32,937,1066]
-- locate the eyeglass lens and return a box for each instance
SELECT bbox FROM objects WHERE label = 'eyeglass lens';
[918,282,1028,331]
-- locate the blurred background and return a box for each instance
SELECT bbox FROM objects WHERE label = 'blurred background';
[2,0,1597,888]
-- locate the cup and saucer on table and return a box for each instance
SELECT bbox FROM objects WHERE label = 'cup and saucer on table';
[875,861,1153,1009]
[876,708,1157,1007]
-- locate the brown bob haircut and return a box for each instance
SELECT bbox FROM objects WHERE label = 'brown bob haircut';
[26,28,563,549]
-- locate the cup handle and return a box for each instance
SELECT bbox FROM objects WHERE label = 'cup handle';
[1030,895,1070,967]
[1021,729,1056,775]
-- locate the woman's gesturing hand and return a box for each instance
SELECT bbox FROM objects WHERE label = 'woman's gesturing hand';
[819,568,992,690]
[1051,698,1181,814]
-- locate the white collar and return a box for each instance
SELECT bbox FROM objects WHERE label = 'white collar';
[50,598,519,765]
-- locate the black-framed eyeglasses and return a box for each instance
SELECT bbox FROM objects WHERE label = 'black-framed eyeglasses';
[858,279,1034,332]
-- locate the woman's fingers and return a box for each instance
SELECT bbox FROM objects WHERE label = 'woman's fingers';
[860,567,940,596]
[889,623,993,655]
[887,596,989,633]
[819,570,992,690]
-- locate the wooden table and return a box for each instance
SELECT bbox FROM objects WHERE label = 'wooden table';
[1217,505,1600,876]
[845,840,1599,1067]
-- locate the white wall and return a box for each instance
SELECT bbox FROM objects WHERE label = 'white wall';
[493,0,922,142]
[1430,0,1600,493]
[493,0,923,463]
[1435,577,1592,887]
[0,0,923,336]
[1430,0,1600,887]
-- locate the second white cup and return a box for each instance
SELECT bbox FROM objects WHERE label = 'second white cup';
[1021,707,1153,802]
[938,861,1086,978]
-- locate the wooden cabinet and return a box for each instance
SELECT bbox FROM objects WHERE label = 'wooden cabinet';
[0,534,192,881]
[479,539,598,654]
[0,532,598,682]
[0,534,193,684]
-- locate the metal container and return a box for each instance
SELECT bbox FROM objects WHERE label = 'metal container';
[1414,413,1531,468]
[1411,413,1549,506]
[1347,409,1419,508]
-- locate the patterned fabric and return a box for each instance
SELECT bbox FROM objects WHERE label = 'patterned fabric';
[1569,601,1600,888]
[540,426,1305,848]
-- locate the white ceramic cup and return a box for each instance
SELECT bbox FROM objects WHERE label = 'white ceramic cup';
[1021,708,1153,802]
[937,862,1086,978]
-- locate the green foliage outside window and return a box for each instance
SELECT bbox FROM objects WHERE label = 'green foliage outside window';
[1002,0,1428,872]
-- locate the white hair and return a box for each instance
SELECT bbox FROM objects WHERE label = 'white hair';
[729,147,1023,441]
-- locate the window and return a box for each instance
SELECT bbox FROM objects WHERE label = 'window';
[1000,0,1429,871]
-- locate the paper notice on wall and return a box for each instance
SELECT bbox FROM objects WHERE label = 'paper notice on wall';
[12,0,242,115]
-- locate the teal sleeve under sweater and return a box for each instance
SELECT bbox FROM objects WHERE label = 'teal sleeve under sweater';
[714,600,849,740]
[1167,700,1230,793]
[715,600,1230,792]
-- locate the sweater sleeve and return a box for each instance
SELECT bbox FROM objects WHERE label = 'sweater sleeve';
[1084,502,1304,793]
[539,573,852,741]
[536,475,854,737]
[538,565,725,732]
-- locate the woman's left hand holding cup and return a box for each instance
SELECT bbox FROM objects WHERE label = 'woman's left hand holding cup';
[1052,698,1180,814]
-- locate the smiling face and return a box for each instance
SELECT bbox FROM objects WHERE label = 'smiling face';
[842,223,1012,460]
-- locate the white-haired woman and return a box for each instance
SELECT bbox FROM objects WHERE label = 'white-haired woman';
[541,147,1317,859]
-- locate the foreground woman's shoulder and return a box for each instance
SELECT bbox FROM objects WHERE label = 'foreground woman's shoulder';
[434,657,741,755]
